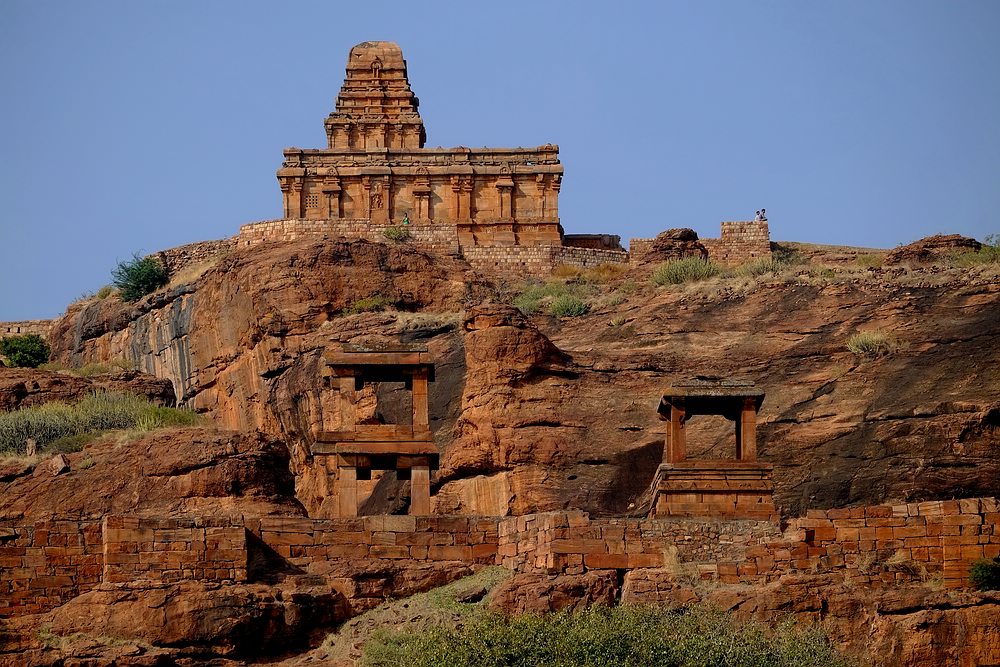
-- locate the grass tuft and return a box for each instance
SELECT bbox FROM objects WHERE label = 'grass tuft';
[651,257,722,285]
[847,329,897,358]
[0,392,198,455]
[344,295,394,315]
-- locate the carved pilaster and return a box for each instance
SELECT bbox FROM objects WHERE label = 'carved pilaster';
[496,165,515,220]
[451,175,473,221]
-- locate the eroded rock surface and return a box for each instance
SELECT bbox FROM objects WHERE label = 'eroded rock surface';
[0,368,175,412]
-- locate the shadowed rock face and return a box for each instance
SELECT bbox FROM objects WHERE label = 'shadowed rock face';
[0,427,304,521]
[42,237,1000,518]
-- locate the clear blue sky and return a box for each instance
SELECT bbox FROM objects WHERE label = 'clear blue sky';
[2,1,998,319]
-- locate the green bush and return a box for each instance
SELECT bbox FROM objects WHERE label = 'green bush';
[0,334,50,368]
[847,329,897,357]
[382,226,411,243]
[969,557,1000,591]
[651,257,722,285]
[112,253,169,302]
[362,605,852,667]
[343,295,393,315]
[96,285,116,299]
[0,392,198,455]
[549,295,589,317]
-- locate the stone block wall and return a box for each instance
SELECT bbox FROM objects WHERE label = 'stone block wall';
[237,219,461,255]
[151,239,237,278]
[463,246,628,276]
[563,234,624,251]
[246,515,499,567]
[102,516,247,584]
[0,319,54,339]
[498,511,781,575]
[500,498,999,591]
[2,498,995,618]
[0,519,103,616]
[629,221,771,267]
[701,221,771,266]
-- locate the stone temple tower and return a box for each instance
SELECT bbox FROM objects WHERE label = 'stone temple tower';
[276,41,564,246]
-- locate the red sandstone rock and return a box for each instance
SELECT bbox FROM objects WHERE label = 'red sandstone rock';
[639,227,709,263]
[0,427,303,521]
[884,234,983,265]
[489,570,619,615]
[0,368,175,412]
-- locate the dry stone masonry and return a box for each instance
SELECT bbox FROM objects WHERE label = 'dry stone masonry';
[3,497,996,618]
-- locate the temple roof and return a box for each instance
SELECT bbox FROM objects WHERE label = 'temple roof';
[326,41,425,148]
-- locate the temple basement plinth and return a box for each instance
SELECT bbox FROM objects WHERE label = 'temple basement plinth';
[650,379,777,521]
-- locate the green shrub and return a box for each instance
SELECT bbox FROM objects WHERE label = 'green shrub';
[651,257,722,285]
[112,253,168,302]
[344,295,393,315]
[550,295,589,317]
[513,279,589,316]
[96,285,116,299]
[382,226,411,243]
[0,334,50,368]
[0,392,198,455]
[361,604,852,667]
[847,329,897,358]
[513,292,542,315]
[969,557,1000,591]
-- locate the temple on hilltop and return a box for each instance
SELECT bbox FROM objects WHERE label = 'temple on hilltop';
[276,41,565,247]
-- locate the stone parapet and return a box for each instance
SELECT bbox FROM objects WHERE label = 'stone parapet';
[702,221,771,266]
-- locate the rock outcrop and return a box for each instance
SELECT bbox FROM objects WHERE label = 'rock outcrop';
[0,427,303,521]
[884,233,982,265]
[0,368,175,412]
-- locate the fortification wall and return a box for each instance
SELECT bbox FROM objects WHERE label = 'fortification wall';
[102,515,247,584]
[629,221,771,267]
[463,245,628,275]
[6,499,993,618]
[0,320,54,339]
[238,219,461,255]
[500,498,999,591]
[701,221,771,265]
[0,519,103,616]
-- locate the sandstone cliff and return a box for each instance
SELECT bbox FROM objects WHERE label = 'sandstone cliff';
[44,237,1000,518]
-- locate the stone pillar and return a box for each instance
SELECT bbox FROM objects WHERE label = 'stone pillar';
[412,371,429,429]
[339,376,356,428]
[667,402,686,463]
[338,465,358,517]
[410,464,431,515]
[738,398,757,461]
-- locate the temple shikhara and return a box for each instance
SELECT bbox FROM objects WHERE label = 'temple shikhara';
[276,41,564,247]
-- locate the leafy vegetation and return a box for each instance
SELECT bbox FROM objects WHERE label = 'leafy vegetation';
[343,295,394,315]
[112,253,169,302]
[847,329,897,358]
[733,256,787,278]
[651,257,722,285]
[362,604,852,667]
[0,334,50,368]
[0,392,198,455]
[969,557,1000,591]
[382,225,411,243]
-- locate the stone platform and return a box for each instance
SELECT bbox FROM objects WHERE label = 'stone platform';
[650,461,777,521]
